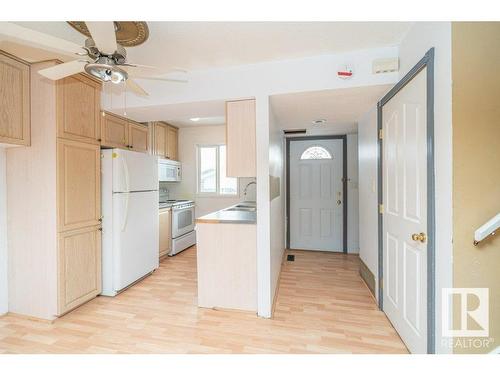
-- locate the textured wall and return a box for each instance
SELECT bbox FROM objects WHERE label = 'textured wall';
[452,22,500,354]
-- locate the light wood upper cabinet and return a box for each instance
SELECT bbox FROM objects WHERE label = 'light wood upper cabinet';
[0,51,30,146]
[129,121,149,153]
[153,122,178,160]
[100,111,150,153]
[226,99,256,177]
[57,74,101,144]
[167,126,178,160]
[101,111,128,149]
[159,208,172,258]
[57,138,101,232]
[58,225,102,315]
[154,122,168,158]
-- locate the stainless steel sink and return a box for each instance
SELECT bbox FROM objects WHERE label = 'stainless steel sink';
[225,206,256,212]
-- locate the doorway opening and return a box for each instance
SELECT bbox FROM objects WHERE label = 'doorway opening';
[286,135,347,253]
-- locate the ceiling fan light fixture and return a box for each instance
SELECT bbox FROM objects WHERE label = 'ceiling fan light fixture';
[85,63,128,84]
[312,119,327,125]
[111,70,125,84]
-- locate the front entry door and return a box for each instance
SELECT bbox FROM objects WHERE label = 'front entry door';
[382,67,428,353]
[289,138,344,251]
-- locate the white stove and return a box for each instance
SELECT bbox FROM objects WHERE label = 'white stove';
[159,199,194,209]
[159,199,196,256]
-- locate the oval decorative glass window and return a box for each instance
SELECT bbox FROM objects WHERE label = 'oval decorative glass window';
[300,146,332,160]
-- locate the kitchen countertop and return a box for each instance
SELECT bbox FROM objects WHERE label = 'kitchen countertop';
[196,202,256,224]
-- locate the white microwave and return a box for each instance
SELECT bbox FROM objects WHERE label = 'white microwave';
[158,159,181,182]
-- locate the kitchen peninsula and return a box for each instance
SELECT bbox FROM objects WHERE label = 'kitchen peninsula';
[195,202,257,312]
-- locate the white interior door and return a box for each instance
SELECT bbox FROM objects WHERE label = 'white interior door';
[382,68,428,353]
[289,139,343,251]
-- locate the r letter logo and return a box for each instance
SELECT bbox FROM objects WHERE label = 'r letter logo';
[442,288,489,337]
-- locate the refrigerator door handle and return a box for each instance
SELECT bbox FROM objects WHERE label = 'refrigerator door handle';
[122,155,130,193]
[121,192,130,232]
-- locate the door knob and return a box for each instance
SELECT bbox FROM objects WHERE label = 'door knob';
[337,200,342,205]
[411,232,427,243]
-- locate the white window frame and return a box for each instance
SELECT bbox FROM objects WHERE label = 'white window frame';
[196,144,239,197]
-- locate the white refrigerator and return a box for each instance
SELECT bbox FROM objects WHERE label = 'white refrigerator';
[101,149,159,296]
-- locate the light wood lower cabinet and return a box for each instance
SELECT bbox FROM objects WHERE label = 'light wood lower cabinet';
[0,50,30,146]
[159,208,172,258]
[57,139,101,232]
[58,226,102,315]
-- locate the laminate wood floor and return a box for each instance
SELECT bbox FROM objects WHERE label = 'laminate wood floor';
[0,247,407,354]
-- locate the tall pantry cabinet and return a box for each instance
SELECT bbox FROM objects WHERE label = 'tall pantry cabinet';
[7,61,102,320]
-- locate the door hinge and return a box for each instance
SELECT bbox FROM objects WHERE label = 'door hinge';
[378,129,383,140]
[379,204,384,214]
[380,278,383,289]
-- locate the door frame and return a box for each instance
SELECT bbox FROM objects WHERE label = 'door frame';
[285,135,348,253]
[377,48,435,353]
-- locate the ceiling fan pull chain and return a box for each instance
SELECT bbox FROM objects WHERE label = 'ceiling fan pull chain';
[123,80,127,117]
[108,81,113,111]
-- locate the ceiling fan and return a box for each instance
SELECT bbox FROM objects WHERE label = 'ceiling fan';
[33,22,187,96]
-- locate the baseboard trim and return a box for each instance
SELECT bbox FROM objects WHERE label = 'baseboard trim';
[359,257,376,298]
[270,249,287,318]
[5,312,55,324]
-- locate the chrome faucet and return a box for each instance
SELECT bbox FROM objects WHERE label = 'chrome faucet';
[243,181,256,198]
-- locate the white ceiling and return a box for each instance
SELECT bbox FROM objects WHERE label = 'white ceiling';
[118,84,392,132]
[12,22,412,71]
[270,84,392,133]
[116,99,226,127]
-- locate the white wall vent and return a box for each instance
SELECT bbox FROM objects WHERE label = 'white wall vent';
[372,57,399,74]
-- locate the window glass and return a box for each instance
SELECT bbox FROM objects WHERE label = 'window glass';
[198,145,238,196]
[199,146,217,193]
[300,146,332,160]
[219,145,237,195]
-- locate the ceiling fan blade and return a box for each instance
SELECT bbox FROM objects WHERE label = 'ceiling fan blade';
[123,63,188,74]
[121,63,161,70]
[131,76,188,83]
[85,22,117,55]
[0,22,83,58]
[38,60,87,80]
[126,79,149,96]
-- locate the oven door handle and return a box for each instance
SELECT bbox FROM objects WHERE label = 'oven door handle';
[172,206,194,212]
